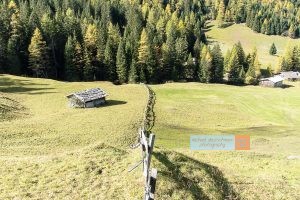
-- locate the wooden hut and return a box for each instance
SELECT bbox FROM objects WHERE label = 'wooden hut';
[66,88,108,108]
[279,71,300,81]
[259,76,284,88]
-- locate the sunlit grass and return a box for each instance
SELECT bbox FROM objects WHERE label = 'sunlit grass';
[206,20,300,69]
[152,82,300,199]
[0,74,147,199]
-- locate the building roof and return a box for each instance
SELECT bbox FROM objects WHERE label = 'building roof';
[279,71,300,79]
[67,88,107,103]
[260,75,284,83]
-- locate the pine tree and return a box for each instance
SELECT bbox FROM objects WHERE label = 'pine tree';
[228,47,242,84]
[83,47,94,81]
[224,49,231,73]
[175,37,188,79]
[116,39,128,83]
[162,21,177,80]
[235,41,245,67]
[138,29,150,66]
[269,43,277,55]
[104,38,116,81]
[216,0,226,27]
[64,35,76,81]
[245,48,261,85]
[0,37,6,72]
[199,45,213,83]
[211,44,224,83]
[288,24,296,38]
[28,28,49,77]
[184,53,196,80]
[83,24,98,80]
[74,41,84,80]
[128,58,138,83]
[7,7,22,74]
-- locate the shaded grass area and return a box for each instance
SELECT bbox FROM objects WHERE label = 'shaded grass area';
[205,20,300,68]
[153,150,240,200]
[152,82,300,199]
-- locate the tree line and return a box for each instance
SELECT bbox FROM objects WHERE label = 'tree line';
[209,0,300,38]
[0,0,209,83]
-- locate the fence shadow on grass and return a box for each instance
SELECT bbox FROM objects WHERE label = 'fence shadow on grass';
[153,151,240,200]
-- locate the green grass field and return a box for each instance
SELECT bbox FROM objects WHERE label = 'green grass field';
[0,74,148,199]
[1,75,300,199]
[152,82,300,199]
[205,21,300,68]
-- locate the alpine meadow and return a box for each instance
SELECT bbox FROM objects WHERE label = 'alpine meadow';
[1,0,300,200]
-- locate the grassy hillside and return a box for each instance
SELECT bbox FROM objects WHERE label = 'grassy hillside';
[205,20,300,68]
[0,74,148,199]
[1,74,300,199]
[152,82,300,199]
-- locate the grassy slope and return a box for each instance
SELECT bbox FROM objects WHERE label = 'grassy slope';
[152,82,300,200]
[205,21,300,68]
[0,74,147,199]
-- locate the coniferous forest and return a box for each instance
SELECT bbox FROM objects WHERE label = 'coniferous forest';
[0,0,299,84]
[209,0,300,38]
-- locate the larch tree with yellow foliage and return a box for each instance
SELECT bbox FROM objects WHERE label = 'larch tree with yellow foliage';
[28,28,49,77]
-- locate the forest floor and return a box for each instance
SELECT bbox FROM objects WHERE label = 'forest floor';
[205,20,300,69]
[1,75,300,199]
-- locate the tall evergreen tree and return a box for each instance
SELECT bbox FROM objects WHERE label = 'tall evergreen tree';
[269,43,277,55]
[245,48,261,85]
[28,28,49,77]
[116,38,128,83]
[64,35,76,81]
[128,58,138,83]
[199,45,213,83]
[211,44,224,83]
[228,47,242,84]
[7,5,22,74]
[104,37,116,81]
[216,0,226,27]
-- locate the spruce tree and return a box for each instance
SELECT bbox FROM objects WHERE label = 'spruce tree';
[128,58,138,83]
[245,49,261,85]
[7,8,22,74]
[211,44,224,83]
[83,24,98,80]
[216,0,225,28]
[104,38,117,81]
[184,53,196,80]
[116,39,128,83]
[0,37,6,72]
[28,28,49,77]
[199,45,212,83]
[224,49,231,73]
[175,37,188,80]
[269,43,277,55]
[64,35,76,81]
[228,47,242,84]
[74,41,84,80]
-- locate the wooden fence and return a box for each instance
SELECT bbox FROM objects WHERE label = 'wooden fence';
[129,84,157,200]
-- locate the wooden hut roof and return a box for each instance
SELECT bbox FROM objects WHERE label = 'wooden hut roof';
[260,76,284,83]
[279,71,300,79]
[67,88,107,103]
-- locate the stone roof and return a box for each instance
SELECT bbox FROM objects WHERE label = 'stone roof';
[67,88,107,103]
